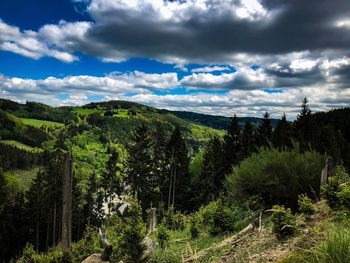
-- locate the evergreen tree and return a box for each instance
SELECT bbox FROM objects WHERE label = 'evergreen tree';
[273,114,292,149]
[241,121,255,159]
[125,123,156,213]
[101,146,122,215]
[199,136,224,204]
[294,97,317,150]
[152,123,169,205]
[256,112,273,148]
[166,126,190,211]
[222,115,241,176]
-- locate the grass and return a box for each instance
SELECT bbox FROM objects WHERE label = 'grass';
[0,140,43,152]
[20,118,64,128]
[11,166,42,190]
[149,225,230,262]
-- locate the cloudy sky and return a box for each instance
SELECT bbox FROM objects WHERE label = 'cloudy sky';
[0,0,349,118]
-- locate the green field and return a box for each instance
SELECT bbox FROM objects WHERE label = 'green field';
[20,118,64,128]
[0,140,43,152]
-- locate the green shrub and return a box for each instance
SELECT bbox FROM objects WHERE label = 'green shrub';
[157,224,170,250]
[226,147,323,210]
[306,226,350,263]
[298,194,315,216]
[118,201,146,263]
[322,165,350,209]
[270,205,296,238]
[17,243,71,263]
[163,207,186,231]
[209,199,235,236]
[190,216,200,239]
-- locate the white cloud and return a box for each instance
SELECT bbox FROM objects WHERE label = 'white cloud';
[0,20,78,62]
[191,65,232,73]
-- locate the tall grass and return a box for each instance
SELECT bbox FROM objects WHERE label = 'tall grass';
[306,226,350,263]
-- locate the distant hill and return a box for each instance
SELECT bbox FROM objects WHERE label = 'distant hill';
[159,110,279,130]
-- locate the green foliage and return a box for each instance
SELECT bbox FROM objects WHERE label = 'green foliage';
[147,249,180,263]
[226,147,323,210]
[163,207,187,231]
[190,215,200,239]
[305,226,350,263]
[208,199,235,236]
[16,243,71,263]
[197,199,241,236]
[322,165,350,209]
[157,224,170,249]
[117,201,146,262]
[270,205,296,238]
[298,194,315,216]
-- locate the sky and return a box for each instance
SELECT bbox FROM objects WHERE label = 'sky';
[0,0,349,118]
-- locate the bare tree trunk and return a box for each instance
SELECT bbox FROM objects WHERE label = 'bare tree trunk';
[46,217,50,250]
[168,166,173,208]
[52,200,56,246]
[36,217,39,251]
[61,150,72,250]
[172,166,176,207]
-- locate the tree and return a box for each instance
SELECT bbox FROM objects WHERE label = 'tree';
[151,123,169,205]
[101,146,122,215]
[294,97,317,150]
[256,112,272,148]
[273,114,292,149]
[222,115,241,176]
[241,121,255,159]
[199,136,224,204]
[125,123,156,213]
[166,126,190,211]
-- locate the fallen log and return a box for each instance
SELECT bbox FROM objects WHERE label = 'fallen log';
[183,223,254,262]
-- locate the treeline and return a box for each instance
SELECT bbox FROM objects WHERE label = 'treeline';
[0,144,45,170]
[194,98,350,206]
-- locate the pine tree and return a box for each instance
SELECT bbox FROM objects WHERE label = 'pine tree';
[125,123,156,213]
[199,136,224,204]
[152,123,168,205]
[256,112,273,148]
[166,126,190,211]
[273,114,292,149]
[222,115,241,176]
[294,97,317,150]
[101,145,122,215]
[241,121,255,158]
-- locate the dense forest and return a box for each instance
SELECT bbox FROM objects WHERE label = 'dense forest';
[0,97,350,262]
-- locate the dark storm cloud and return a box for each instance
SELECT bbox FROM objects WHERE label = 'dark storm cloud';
[75,0,350,63]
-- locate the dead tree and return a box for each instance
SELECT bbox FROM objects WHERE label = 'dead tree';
[61,150,72,250]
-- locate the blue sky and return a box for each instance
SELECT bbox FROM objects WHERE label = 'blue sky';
[0,0,349,118]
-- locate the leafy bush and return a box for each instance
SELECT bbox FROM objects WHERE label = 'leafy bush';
[163,207,186,231]
[190,216,200,239]
[17,243,71,263]
[118,201,146,263]
[322,165,350,209]
[298,194,315,216]
[270,205,296,238]
[208,199,235,236]
[226,147,323,210]
[306,226,350,263]
[157,224,170,249]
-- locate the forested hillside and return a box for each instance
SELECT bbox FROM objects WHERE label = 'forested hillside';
[1,97,350,263]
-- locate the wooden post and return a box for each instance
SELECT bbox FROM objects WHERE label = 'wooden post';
[61,150,72,250]
[149,208,157,233]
